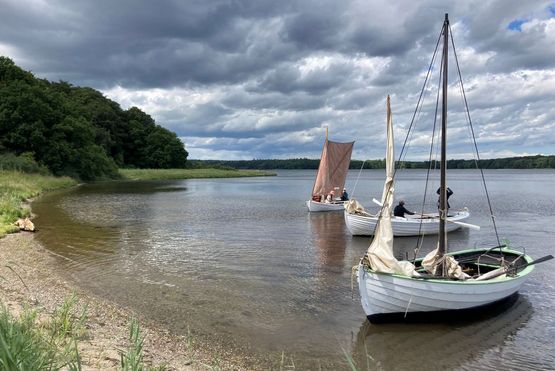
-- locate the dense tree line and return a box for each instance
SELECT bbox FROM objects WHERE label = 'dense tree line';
[398,155,555,169]
[0,57,188,180]
[189,155,555,170]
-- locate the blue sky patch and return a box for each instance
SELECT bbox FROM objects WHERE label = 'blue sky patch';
[508,18,527,31]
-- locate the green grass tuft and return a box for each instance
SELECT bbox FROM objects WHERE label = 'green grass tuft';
[0,301,83,370]
[120,318,166,371]
[50,294,88,340]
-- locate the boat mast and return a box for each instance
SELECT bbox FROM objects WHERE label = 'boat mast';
[438,14,449,274]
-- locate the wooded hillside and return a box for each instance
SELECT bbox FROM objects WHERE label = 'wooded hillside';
[0,57,188,180]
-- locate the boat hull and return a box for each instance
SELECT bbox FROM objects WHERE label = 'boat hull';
[358,248,534,322]
[345,209,470,236]
[366,293,520,323]
[306,200,346,212]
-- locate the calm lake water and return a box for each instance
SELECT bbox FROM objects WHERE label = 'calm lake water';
[33,169,555,369]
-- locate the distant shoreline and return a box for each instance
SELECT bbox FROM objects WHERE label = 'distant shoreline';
[188,154,555,170]
[118,168,276,180]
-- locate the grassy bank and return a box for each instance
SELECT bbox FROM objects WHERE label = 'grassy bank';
[0,171,77,236]
[119,168,275,180]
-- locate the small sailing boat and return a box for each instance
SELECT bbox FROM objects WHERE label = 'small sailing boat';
[306,128,354,212]
[357,14,552,322]
[344,98,470,236]
[345,207,470,236]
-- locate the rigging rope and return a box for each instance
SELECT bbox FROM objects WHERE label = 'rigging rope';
[395,26,443,167]
[449,24,501,247]
[414,47,444,261]
[365,22,444,245]
[350,160,366,198]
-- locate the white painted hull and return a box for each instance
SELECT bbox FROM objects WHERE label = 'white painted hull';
[358,249,534,320]
[345,209,470,236]
[306,200,346,212]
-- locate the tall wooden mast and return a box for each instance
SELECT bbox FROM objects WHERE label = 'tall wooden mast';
[438,14,449,275]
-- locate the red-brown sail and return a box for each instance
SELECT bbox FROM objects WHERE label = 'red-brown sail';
[311,139,354,199]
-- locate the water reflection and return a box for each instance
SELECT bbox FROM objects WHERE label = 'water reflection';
[310,212,347,268]
[351,296,533,370]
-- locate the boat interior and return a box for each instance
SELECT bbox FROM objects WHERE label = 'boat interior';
[412,249,528,278]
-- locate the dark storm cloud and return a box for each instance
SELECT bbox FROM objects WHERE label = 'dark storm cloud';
[0,0,554,159]
[0,0,437,89]
[0,0,301,88]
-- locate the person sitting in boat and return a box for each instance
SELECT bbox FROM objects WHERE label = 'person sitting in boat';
[341,188,349,201]
[325,190,335,203]
[436,187,453,209]
[393,200,415,218]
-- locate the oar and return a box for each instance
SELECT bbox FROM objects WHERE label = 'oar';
[508,254,553,274]
[419,212,480,231]
[445,219,480,231]
[476,254,554,281]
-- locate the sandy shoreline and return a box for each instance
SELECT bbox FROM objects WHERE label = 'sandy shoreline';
[0,232,244,370]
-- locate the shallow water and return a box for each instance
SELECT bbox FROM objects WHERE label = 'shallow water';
[33,169,555,369]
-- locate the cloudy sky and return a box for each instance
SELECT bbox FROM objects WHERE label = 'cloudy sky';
[1,0,554,160]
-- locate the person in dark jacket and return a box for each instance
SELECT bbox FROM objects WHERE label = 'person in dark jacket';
[393,200,415,217]
[436,187,453,209]
[341,188,349,201]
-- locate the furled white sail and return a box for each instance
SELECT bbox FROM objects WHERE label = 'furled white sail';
[422,246,470,280]
[364,96,418,277]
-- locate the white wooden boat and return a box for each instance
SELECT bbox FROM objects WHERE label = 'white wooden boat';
[357,15,549,323]
[306,200,346,212]
[306,128,354,212]
[345,209,470,236]
[358,248,534,321]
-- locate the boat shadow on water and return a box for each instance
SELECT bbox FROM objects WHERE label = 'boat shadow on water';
[350,295,533,370]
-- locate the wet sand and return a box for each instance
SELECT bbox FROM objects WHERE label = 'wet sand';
[0,232,245,370]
